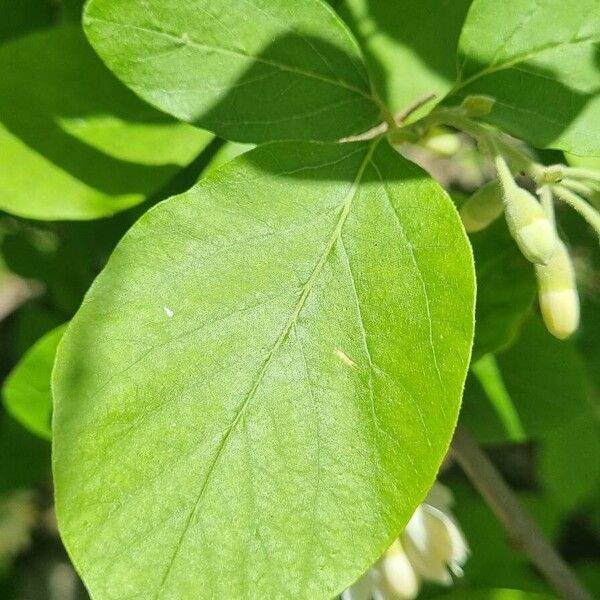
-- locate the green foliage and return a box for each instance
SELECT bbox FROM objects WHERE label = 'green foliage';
[3,324,65,440]
[53,140,475,599]
[462,316,592,443]
[334,0,472,118]
[0,412,50,495]
[469,219,536,359]
[83,0,383,143]
[0,25,213,220]
[448,0,600,155]
[0,0,599,598]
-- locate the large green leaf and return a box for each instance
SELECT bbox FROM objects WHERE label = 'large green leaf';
[447,0,600,156]
[3,324,66,441]
[335,0,472,119]
[83,0,383,143]
[53,140,475,599]
[0,26,213,220]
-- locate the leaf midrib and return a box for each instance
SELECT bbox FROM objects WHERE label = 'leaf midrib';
[152,140,380,599]
[452,33,599,93]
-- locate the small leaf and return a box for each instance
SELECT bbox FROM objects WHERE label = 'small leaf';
[83,0,382,143]
[448,0,600,155]
[3,324,66,441]
[53,140,475,599]
[0,26,213,220]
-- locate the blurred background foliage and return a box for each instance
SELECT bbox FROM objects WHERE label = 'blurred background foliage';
[0,0,598,598]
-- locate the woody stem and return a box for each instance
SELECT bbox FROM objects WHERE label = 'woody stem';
[451,426,593,600]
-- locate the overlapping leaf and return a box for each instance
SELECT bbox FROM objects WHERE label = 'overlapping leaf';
[3,324,66,440]
[0,26,213,220]
[334,0,472,119]
[447,0,600,155]
[83,0,383,143]
[53,141,475,599]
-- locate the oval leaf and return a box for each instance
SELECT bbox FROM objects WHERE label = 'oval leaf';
[83,0,382,143]
[53,140,475,599]
[3,324,66,441]
[0,26,213,220]
[448,0,600,155]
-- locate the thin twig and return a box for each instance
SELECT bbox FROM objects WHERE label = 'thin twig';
[553,185,600,239]
[451,426,593,600]
[395,93,437,123]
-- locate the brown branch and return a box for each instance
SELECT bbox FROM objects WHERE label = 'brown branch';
[451,426,593,600]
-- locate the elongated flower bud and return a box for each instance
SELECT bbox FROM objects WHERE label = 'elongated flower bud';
[460,179,504,233]
[495,156,557,264]
[536,240,580,339]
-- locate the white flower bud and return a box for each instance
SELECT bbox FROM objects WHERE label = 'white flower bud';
[495,156,557,264]
[536,240,580,339]
[460,179,504,233]
[378,541,420,600]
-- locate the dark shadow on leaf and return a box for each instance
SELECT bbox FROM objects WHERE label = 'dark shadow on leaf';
[445,52,600,151]
[0,25,185,198]
[175,33,382,145]
[331,0,473,110]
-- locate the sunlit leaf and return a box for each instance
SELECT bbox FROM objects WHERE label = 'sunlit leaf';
[0,26,213,220]
[83,0,383,143]
[53,140,475,599]
[447,0,600,155]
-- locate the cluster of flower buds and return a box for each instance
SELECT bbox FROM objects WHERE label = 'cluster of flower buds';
[459,155,581,339]
[343,483,468,600]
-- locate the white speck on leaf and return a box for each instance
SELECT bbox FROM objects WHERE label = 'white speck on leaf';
[335,349,357,368]
[164,306,174,318]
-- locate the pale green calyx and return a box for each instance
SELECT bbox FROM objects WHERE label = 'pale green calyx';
[495,155,557,264]
[535,240,580,340]
[460,179,504,233]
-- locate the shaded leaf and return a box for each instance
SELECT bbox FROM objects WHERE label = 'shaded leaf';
[537,416,600,512]
[0,411,50,495]
[3,325,66,440]
[53,140,475,599]
[470,218,536,359]
[83,0,383,143]
[0,26,213,220]
[461,316,592,443]
[335,0,472,119]
[447,0,600,155]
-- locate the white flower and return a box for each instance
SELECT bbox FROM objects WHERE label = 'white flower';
[342,483,468,600]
